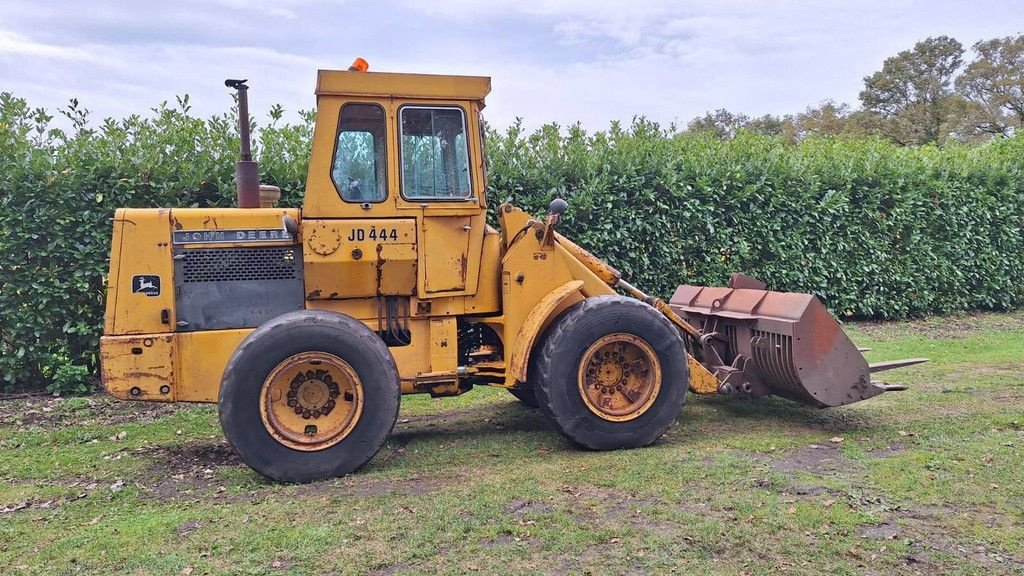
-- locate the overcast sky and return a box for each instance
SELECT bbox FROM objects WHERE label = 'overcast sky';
[1,0,1021,131]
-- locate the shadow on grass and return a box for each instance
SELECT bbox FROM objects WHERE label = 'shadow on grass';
[679,393,884,435]
[129,394,890,492]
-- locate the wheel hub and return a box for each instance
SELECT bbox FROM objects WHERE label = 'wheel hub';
[260,352,363,451]
[288,370,340,418]
[578,333,662,422]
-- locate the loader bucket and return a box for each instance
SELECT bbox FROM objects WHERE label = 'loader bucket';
[669,277,924,408]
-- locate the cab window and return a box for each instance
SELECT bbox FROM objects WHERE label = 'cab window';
[332,103,387,202]
[399,106,472,200]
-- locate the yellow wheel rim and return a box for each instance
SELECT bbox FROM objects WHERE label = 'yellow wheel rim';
[577,333,662,422]
[259,351,363,451]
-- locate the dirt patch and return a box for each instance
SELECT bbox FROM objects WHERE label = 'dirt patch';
[768,442,857,475]
[787,485,826,496]
[908,523,1024,570]
[558,486,683,533]
[0,493,88,516]
[366,564,414,576]
[859,505,1024,571]
[508,499,554,516]
[136,439,455,502]
[858,521,900,539]
[0,394,190,431]
[329,474,453,498]
[479,534,517,549]
[176,519,202,536]
[899,505,957,520]
[865,443,906,459]
[268,557,294,571]
[136,441,248,501]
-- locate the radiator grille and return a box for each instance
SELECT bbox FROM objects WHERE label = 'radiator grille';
[180,247,300,283]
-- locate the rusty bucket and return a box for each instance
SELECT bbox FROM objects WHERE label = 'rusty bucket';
[669,275,925,408]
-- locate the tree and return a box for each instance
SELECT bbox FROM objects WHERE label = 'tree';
[791,100,851,140]
[686,109,749,140]
[956,35,1024,137]
[744,114,789,138]
[686,109,789,140]
[859,36,967,145]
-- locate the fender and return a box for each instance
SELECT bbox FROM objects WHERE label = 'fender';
[508,279,584,384]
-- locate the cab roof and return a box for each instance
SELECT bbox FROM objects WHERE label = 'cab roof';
[315,70,491,103]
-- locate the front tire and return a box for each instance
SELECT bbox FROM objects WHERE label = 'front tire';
[219,310,400,483]
[532,296,688,450]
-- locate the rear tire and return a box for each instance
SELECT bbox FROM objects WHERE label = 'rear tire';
[532,296,688,450]
[218,310,400,483]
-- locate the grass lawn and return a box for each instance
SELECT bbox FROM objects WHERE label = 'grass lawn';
[1,312,1022,575]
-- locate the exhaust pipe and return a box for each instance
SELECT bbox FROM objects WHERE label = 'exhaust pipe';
[225,78,260,208]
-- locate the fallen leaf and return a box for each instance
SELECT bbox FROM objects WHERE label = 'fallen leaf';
[829,437,844,443]
[787,506,797,514]
[110,480,125,493]
[180,567,194,576]
[823,499,836,507]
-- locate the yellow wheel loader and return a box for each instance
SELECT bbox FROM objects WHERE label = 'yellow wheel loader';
[100,62,925,482]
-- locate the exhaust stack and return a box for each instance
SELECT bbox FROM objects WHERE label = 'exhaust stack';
[225,79,260,208]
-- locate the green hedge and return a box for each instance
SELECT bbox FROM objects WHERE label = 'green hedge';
[1,95,1022,391]
[489,120,1024,317]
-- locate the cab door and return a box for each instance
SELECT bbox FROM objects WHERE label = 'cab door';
[393,102,487,298]
[303,100,418,300]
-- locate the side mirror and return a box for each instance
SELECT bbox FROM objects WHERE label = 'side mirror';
[548,198,568,216]
[541,199,568,249]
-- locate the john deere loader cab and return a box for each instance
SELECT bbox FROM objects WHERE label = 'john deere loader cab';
[100,61,924,483]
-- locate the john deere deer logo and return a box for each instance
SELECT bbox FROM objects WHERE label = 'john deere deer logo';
[132,275,161,297]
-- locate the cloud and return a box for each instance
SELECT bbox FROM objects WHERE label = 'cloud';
[209,0,309,20]
[1,0,1022,132]
[0,31,102,62]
